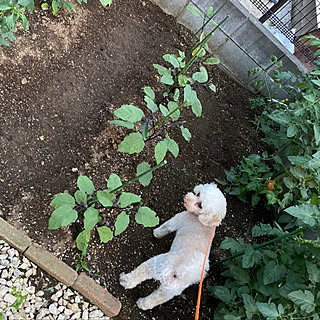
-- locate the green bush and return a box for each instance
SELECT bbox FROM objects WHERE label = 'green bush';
[218,57,320,220]
[211,44,320,319]
[0,0,111,47]
[0,0,34,46]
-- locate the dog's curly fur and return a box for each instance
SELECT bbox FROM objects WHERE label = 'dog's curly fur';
[119,183,227,310]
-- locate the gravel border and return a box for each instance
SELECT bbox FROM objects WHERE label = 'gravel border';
[0,218,121,319]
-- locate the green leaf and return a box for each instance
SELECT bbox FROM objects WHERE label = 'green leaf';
[48,206,78,230]
[136,162,152,186]
[314,123,320,146]
[192,66,208,83]
[153,64,171,76]
[97,226,113,243]
[75,190,87,205]
[184,84,197,106]
[99,0,112,6]
[173,88,180,101]
[256,302,279,318]
[289,165,308,177]
[180,126,191,142]
[285,204,318,227]
[50,193,75,209]
[187,5,202,16]
[118,133,145,154]
[263,261,286,285]
[114,211,130,236]
[107,173,122,191]
[311,79,320,87]
[220,237,244,254]
[268,110,290,125]
[77,176,95,195]
[135,206,159,227]
[144,96,158,113]
[209,83,216,92]
[144,86,155,99]
[52,0,59,15]
[159,104,169,116]
[208,286,233,304]
[192,97,202,117]
[141,120,149,140]
[203,57,220,65]
[118,192,141,208]
[0,37,10,47]
[288,290,315,313]
[309,39,320,46]
[5,14,15,31]
[178,74,188,86]
[84,207,100,231]
[161,74,174,85]
[270,55,278,63]
[97,190,115,207]
[229,264,250,284]
[252,224,281,237]
[167,101,180,120]
[63,1,75,13]
[114,105,144,123]
[109,120,134,129]
[306,261,320,284]
[0,5,12,11]
[206,6,214,16]
[303,93,316,103]
[283,176,297,189]
[18,0,34,11]
[21,14,29,30]
[287,125,297,137]
[242,294,258,320]
[163,54,179,69]
[5,31,16,42]
[165,134,179,158]
[76,230,90,252]
[155,140,168,164]
[242,246,261,268]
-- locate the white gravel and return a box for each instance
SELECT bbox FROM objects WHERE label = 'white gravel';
[0,240,110,320]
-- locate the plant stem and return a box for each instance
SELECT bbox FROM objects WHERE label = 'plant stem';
[110,160,167,193]
[274,170,289,182]
[148,102,188,137]
[186,0,230,57]
[181,16,229,76]
[88,160,167,206]
[156,14,229,106]
[212,226,307,266]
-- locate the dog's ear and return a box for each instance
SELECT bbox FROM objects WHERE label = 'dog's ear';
[198,210,224,227]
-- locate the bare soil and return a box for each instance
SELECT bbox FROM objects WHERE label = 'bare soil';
[0,1,271,319]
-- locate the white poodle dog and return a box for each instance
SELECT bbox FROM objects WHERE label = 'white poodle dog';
[119,183,227,310]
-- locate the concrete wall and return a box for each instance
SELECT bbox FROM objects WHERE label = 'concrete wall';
[150,0,309,98]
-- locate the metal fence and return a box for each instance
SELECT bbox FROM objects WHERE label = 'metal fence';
[246,0,320,67]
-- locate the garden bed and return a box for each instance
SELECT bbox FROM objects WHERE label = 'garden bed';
[0,1,271,318]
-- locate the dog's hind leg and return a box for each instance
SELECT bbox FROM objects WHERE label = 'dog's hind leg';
[136,283,184,310]
[119,260,152,289]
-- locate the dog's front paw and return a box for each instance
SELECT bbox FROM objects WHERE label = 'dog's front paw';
[153,227,164,238]
[119,272,136,289]
[153,228,160,238]
[136,298,152,310]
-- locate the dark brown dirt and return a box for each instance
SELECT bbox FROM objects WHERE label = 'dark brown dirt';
[0,1,271,319]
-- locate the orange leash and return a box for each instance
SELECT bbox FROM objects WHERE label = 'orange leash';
[195,225,216,320]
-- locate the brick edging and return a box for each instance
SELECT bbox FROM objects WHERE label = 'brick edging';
[0,218,121,317]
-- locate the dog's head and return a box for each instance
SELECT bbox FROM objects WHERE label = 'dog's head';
[184,183,227,227]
